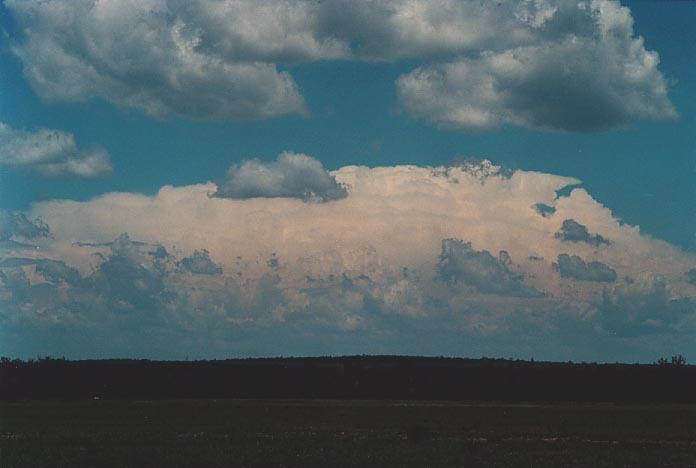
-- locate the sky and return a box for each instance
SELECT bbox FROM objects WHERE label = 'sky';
[0,0,695,362]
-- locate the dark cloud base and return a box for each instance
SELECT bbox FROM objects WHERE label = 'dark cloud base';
[438,239,544,297]
[555,254,617,283]
[555,219,611,246]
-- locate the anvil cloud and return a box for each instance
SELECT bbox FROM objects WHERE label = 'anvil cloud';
[2,159,695,360]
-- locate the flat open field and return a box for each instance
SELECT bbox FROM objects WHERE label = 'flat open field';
[2,400,696,467]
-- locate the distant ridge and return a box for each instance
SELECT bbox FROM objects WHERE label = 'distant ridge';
[2,355,694,402]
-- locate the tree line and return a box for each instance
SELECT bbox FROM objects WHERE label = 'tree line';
[1,355,693,402]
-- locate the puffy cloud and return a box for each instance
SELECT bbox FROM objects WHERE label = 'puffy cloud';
[315,0,537,61]
[598,274,696,336]
[0,123,112,178]
[3,0,549,69]
[214,152,347,201]
[5,0,675,130]
[5,0,307,120]
[180,250,223,275]
[438,239,543,297]
[555,219,610,246]
[0,233,178,349]
[85,233,172,313]
[556,254,617,283]
[2,159,695,359]
[0,209,50,241]
[396,1,677,131]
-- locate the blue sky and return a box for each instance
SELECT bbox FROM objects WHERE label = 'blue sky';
[0,0,695,360]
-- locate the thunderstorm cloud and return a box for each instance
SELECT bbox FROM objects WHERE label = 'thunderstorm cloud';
[2,160,695,360]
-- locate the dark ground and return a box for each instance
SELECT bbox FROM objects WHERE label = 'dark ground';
[2,399,696,467]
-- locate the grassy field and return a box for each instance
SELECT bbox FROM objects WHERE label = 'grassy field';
[2,400,696,467]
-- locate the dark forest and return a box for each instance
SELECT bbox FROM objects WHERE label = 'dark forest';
[2,355,693,403]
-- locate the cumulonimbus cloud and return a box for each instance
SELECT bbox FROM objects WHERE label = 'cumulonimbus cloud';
[2,159,695,359]
[5,0,676,130]
[0,123,112,178]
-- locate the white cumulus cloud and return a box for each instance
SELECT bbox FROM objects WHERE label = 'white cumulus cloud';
[5,0,676,129]
[5,0,308,120]
[397,1,677,132]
